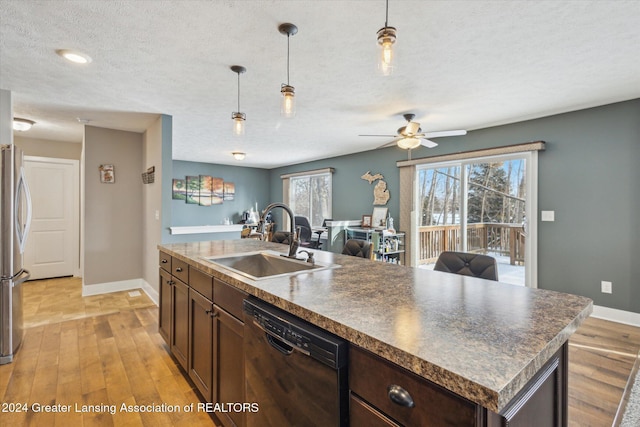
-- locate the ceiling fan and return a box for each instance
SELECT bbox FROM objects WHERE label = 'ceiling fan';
[360,113,467,150]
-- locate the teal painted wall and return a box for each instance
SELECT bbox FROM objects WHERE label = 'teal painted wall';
[164,160,271,243]
[269,99,640,313]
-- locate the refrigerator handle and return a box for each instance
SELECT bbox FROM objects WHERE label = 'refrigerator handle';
[15,166,33,254]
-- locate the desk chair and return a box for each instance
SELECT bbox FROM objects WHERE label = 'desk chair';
[313,218,332,250]
[433,251,498,281]
[342,239,371,259]
[294,216,318,249]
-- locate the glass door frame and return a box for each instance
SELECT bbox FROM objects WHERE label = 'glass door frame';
[413,151,538,288]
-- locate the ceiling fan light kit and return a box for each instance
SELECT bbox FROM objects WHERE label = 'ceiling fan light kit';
[230,65,247,136]
[377,0,396,76]
[397,137,421,150]
[279,23,298,118]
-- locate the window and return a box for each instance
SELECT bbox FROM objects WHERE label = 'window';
[398,141,543,288]
[282,168,333,228]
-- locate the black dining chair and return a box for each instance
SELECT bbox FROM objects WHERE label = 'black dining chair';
[342,239,371,259]
[433,251,498,281]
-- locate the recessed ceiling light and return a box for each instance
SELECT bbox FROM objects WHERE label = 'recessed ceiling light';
[232,152,246,160]
[56,49,92,64]
[13,118,35,131]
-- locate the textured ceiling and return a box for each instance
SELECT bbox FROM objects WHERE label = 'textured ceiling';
[1,0,639,168]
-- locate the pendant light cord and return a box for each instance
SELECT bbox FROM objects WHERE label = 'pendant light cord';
[286,34,291,85]
[385,0,389,27]
[237,72,241,111]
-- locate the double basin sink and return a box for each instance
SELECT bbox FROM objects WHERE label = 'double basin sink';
[204,250,338,280]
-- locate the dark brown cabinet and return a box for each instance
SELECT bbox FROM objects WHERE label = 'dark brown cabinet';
[213,278,247,427]
[350,345,479,427]
[350,344,568,427]
[158,268,172,344]
[188,286,214,402]
[159,251,189,372]
[170,277,189,371]
[160,251,247,427]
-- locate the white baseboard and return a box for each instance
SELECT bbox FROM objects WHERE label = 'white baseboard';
[592,305,640,327]
[82,278,159,306]
[141,280,159,306]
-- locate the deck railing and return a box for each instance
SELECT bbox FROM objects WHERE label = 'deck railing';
[417,223,525,265]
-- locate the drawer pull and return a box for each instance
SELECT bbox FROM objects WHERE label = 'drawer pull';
[161,258,168,264]
[387,384,415,408]
[175,267,183,272]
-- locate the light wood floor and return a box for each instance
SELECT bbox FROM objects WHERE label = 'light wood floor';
[0,277,216,426]
[1,277,639,426]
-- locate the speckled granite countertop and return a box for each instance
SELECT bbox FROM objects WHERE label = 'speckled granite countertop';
[159,240,592,413]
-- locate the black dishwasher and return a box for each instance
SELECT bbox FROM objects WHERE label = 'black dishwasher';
[243,297,348,427]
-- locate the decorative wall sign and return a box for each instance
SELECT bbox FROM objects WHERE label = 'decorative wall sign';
[172,175,235,206]
[99,164,115,183]
[361,170,390,205]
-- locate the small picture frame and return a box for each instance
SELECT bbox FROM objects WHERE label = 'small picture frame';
[361,214,372,228]
[99,164,115,183]
[372,207,388,229]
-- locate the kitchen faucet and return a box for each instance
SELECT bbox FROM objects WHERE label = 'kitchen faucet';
[257,202,300,258]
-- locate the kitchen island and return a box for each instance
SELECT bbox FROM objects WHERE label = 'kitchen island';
[158,239,592,425]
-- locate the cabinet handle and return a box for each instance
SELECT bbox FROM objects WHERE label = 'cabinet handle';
[206,310,219,318]
[168,280,175,285]
[387,384,415,408]
[161,259,168,264]
[175,267,183,272]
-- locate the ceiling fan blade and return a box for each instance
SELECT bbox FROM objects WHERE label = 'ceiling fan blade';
[376,139,400,149]
[423,130,467,138]
[420,139,439,148]
[359,134,398,137]
[405,121,421,135]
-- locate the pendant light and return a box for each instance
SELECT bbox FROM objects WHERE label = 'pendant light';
[377,0,396,76]
[278,23,298,118]
[230,65,246,136]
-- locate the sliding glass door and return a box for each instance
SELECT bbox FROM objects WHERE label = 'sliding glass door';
[416,152,535,287]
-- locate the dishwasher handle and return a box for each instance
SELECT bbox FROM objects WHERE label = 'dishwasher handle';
[267,334,294,355]
[253,319,311,356]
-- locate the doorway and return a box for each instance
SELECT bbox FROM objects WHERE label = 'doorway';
[23,156,80,280]
[415,152,537,287]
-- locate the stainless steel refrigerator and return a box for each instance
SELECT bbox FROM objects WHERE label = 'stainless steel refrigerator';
[0,144,32,364]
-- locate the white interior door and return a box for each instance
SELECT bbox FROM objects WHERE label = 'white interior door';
[24,156,79,280]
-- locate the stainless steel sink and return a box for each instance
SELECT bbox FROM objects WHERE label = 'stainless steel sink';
[204,251,337,280]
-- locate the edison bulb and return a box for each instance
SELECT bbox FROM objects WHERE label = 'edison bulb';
[380,41,394,76]
[233,117,245,136]
[231,112,245,136]
[281,84,296,118]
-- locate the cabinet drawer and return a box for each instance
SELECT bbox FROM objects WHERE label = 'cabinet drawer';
[172,257,189,283]
[350,393,400,427]
[190,267,213,301]
[213,279,247,321]
[349,346,477,427]
[159,251,171,272]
